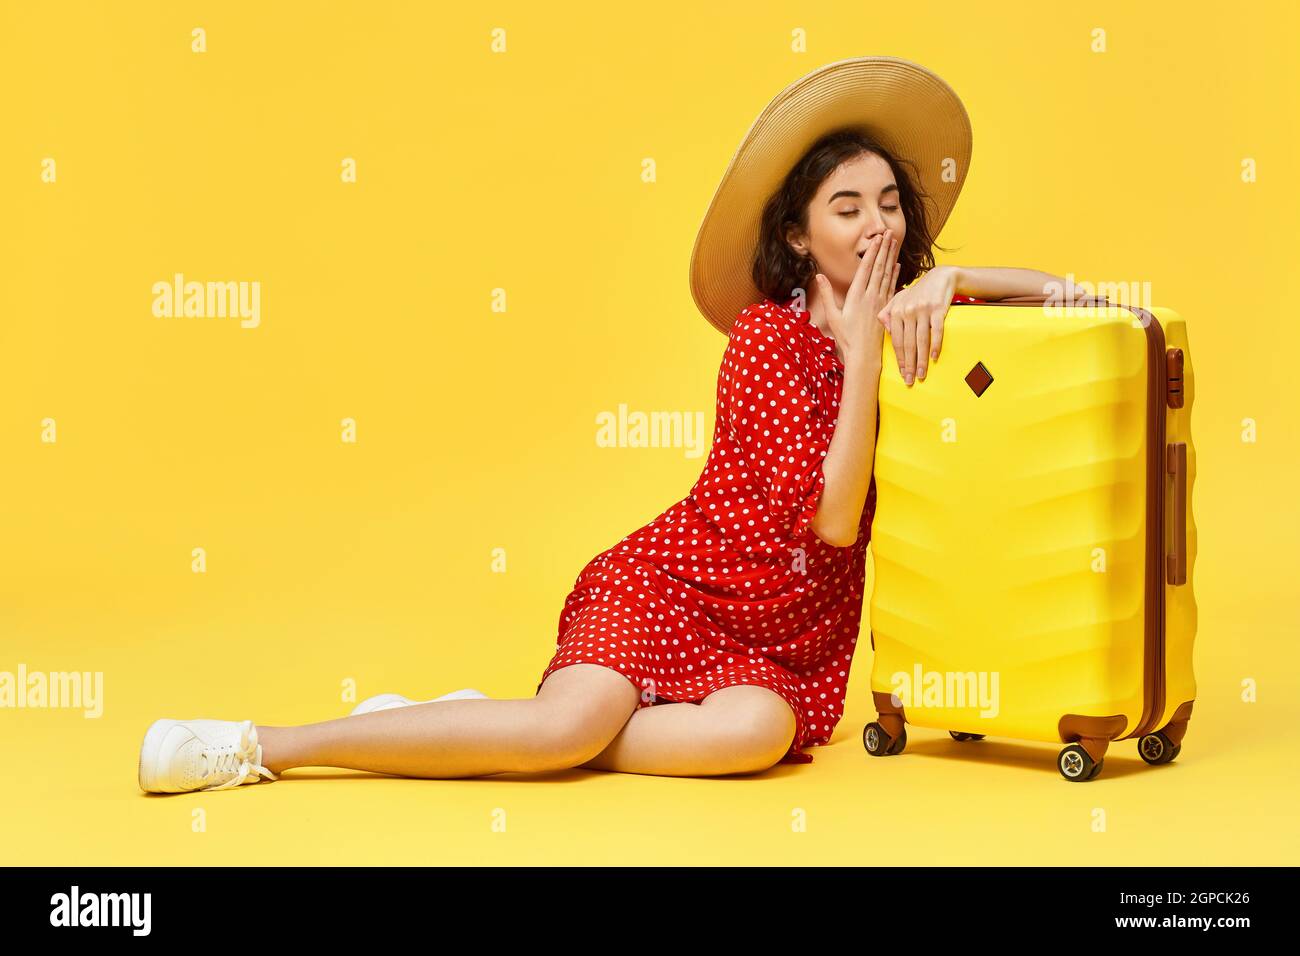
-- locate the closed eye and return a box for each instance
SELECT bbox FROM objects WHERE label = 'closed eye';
[839,206,900,216]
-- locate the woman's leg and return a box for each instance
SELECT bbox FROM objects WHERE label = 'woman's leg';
[255,663,640,779]
[577,685,798,777]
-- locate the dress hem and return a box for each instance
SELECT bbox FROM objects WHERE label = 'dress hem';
[537,659,818,767]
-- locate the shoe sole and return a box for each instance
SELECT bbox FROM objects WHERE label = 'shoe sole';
[350,689,489,716]
[349,693,412,716]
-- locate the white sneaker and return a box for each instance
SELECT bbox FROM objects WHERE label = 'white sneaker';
[349,688,490,716]
[138,718,278,794]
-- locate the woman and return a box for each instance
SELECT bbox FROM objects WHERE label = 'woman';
[138,57,1091,792]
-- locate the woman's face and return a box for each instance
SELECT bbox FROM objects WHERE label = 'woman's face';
[786,151,906,295]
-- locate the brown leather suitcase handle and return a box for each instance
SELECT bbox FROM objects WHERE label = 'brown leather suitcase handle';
[959,293,1112,306]
[1166,348,1185,408]
[1166,442,1187,585]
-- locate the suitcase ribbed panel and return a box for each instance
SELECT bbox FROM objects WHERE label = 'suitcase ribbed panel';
[868,307,1154,743]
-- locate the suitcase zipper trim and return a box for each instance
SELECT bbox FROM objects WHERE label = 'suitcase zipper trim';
[1126,304,1167,738]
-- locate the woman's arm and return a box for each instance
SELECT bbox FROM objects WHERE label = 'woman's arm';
[810,349,882,548]
[951,266,1091,302]
[877,266,1106,385]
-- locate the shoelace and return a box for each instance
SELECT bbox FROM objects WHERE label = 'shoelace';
[201,720,278,791]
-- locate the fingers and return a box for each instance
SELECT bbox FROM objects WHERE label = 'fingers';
[878,290,896,327]
[873,235,897,327]
[847,234,884,303]
[902,312,917,385]
[869,233,894,293]
[915,314,931,381]
[929,308,944,361]
[890,312,906,379]
[878,258,902,325]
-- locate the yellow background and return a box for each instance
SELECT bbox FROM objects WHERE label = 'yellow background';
[2,1,1296,865]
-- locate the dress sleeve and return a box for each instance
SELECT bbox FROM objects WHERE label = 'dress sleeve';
[709,308,830,555]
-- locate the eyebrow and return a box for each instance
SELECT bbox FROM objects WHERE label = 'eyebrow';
[827,184,899,203]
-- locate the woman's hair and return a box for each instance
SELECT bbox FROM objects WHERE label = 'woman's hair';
[751,126,951,302]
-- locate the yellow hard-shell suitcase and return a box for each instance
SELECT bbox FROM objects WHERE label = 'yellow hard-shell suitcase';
[865,298,1196,781]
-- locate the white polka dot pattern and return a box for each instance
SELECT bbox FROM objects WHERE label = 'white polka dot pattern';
[537,297,879,764]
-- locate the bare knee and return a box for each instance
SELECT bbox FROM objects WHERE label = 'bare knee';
[712,691,790,775]
[519,667,640,772]
[513,700,626,772]
[733,712,790,775]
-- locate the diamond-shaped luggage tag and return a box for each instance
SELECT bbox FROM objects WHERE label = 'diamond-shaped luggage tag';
[965,361,994,397]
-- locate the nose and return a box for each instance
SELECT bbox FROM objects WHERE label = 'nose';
[858,221,890,256]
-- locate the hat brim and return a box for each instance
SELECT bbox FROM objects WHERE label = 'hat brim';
[689,56,973,336]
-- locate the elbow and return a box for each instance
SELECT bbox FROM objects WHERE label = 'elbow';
[811,515,858,549]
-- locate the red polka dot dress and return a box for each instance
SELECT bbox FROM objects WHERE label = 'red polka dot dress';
[537,292,984,764]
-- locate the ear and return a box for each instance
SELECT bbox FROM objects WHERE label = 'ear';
[783,224,807,255]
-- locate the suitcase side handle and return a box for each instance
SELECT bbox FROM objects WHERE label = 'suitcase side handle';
[1166,442,1188,585]
[960,293,1112,307]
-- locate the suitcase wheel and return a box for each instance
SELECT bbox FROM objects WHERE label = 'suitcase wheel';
[949,731,986,742]
[1058,744,1103,782]
[886,727,907,755]
[1138,731,1181,766]
[862,722,906,756]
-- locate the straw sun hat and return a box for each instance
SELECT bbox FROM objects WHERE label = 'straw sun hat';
[688,55,973,336]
